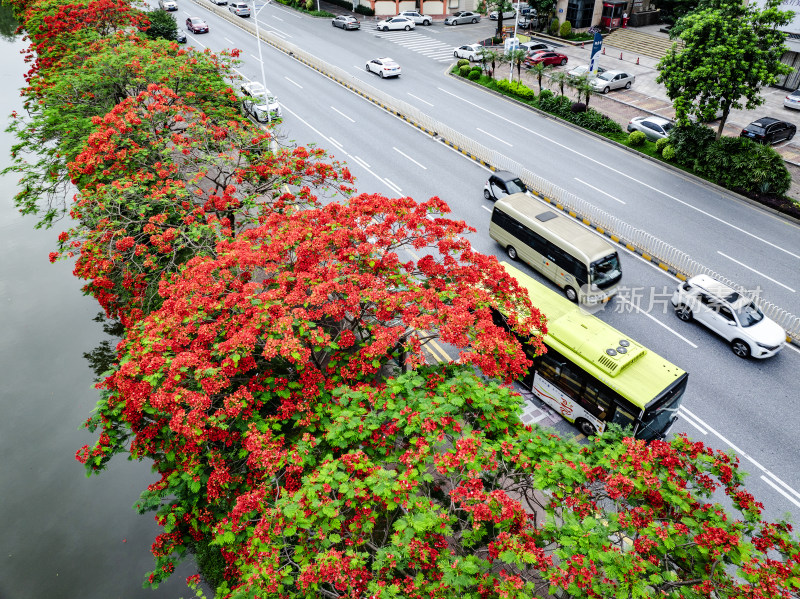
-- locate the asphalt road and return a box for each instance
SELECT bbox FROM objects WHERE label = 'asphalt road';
[174,0,800,524]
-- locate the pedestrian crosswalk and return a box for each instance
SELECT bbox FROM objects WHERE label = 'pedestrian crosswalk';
[374,30,456,63]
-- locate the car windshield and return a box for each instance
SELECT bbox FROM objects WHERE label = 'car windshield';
[596,72,614,81]
[638,376,687,441]
[505,177,527,194]
[589,253,622,289]
[732,299,764,327]
[661,121,674,132]
[746,125,766,133]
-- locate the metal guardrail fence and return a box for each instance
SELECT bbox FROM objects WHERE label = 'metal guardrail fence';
[199,1,800,343]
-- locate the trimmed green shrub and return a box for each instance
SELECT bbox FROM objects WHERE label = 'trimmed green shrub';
[655,137,670,153]
[459,65,472,77]
[354,4,374,14]
[662,144,676,161]
[559,21,571,37]
[325,0,375,14]
[549,18,559,35]
[468,70,481,80]
[457,59,470,68]
[628,130,647,147]
[494,78,536,100]
[694,137,791,196]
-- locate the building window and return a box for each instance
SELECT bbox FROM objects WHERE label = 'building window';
[567,0,596,28]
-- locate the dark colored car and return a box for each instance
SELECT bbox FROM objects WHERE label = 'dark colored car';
[524,51,568,67]
[186,17,209,33]
[740,117,796,145]
[175,29,187,43]
[332,15,360,29]
[484,170,527,201]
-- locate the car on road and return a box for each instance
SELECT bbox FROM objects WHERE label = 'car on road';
[241,81,268,97]
[444,11,480,25]
[453,43,485,61]
[739,117,796,144]
[567,64,606,78]
[784,88,800,110]
[376,16,415,31]
[590,70,634,93]
[175,29,187,43]
[158,0,177,11]
[241,94,282,123]
[520,41,554,54]
[398,10,432,25]
[228,1,250,16]
[489,8,516,19]
[332,15,360,29]
[185,17,209,33]
[208,0,227,4]
[671,275,786,359]
[484,170,527,201]
[524,51,568,67]
[627,115,675,141]
[366,57,401,78]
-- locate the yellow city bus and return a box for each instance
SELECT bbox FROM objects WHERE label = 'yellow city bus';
[489,193,622,304]
[497,261,688,440]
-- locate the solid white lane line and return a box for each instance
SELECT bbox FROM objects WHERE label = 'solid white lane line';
[284,76,302,88]
[615,295,698,347]
[680,406,800,506]
[393,147,427,169]
[331,106,356,123]
[384,178,402,194]
[407,93,434,107]
[677,409,708,435]
[436,86,800,261]
[476,127,512,147]
[717,251,796,292]
[574,178,626,205]
[761,476,800,509]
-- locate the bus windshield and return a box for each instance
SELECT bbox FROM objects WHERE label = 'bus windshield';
[637,376,688,440]
[589,253,622,289]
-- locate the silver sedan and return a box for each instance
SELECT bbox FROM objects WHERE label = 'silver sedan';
[444,11,481,25]
[590,70,635,94]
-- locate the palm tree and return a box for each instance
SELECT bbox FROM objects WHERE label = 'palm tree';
[506,48,528,80]
[550,70,569,96]
[573,74,595,107]
[478,46,499,78]
[526,61,552,93]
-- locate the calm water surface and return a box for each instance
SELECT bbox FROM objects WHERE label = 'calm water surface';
[0,27,197,599]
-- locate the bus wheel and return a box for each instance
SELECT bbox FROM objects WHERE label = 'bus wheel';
[576,418,597,436]
[506,246,518,260]
[731,339,751,359]
[564,286,578,303]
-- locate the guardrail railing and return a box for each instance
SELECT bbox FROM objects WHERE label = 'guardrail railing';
[195,0,800,343]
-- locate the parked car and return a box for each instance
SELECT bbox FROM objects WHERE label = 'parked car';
[520,41,554,54]
[185,17,209,33]
[241,81,268,98]
[517,15,538,28]
[484,170,527,201]
[489,8,517,19]
[524,51,568,67]
[783,88,800,110]
[366,57,401,78]
[242,95,282,123]
[444,11,480,25]
[670,275,786,359]
[175,29,187,43]
[332,15,360,29]
[376,16,415,31]
[740,117,796,144]
[158,0,177,11]
[567,64,606,78]
[627,116,675,141]
[398,10,432,25]
[453,43,484,61]
[590,70,634,93]
[228,1,250,16]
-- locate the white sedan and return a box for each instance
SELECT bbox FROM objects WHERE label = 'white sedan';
[366,57,401,78]
[453,43,485,61]
[376,16,415,31]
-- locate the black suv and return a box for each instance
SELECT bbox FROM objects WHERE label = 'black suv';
[740,117,796,145]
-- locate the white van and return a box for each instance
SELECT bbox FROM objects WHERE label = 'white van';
[489,193,622,303]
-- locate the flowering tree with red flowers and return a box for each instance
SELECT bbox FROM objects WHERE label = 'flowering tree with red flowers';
[7,33,243,226]
[51,85,353,322]
[77,194,543,587]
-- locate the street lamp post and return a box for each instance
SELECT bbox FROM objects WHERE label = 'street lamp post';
[508,7,520,82]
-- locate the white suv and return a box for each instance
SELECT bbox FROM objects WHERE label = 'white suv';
[670,275,786,359]
[398,10,432,25]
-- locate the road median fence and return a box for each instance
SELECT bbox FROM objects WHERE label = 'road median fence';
[193,0,800,343]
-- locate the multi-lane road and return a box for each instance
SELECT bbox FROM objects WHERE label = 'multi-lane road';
[173,0,800,523]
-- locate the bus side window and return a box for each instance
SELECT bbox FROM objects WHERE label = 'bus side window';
[536,352,563,380]
[610,404,637,430]
[582,382,613,419]
[555,361,584,400]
